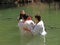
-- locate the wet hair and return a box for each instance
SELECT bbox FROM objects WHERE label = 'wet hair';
[35,15,41,21]
[19,14,25,19]
[22,14,28,20]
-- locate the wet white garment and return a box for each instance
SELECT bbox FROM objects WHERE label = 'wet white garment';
[31,20,47,36]
[18,19,35,35]
[24,20,35,35]
[18,19,25,35]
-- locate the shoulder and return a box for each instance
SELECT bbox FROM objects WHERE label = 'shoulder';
[25,20,34,24]
[19,19,23,22]
[38,20,44,24]
[37,20,44,27]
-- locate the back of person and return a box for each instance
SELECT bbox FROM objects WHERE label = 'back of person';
[24,20,35,31]
[23,20,34,35]
[22,14,35,35]
[37,20,47,36]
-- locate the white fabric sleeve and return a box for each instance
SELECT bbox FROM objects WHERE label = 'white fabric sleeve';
[31,25,40,34]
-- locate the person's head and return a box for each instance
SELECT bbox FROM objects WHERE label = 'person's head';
[20,10,25,14]
[19,10,26,19]
[34,15,41,23]
[22,14,28,21]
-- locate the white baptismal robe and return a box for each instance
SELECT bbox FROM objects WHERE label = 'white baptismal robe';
[24,20,35,34]
[18,19,34,35]
[31,20,47,36]
[18,19,25,35]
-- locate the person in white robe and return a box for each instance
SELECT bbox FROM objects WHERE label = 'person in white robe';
[23,15,47,36]
[22,15,35,35]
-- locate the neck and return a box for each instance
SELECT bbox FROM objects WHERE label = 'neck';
[36,21,39,24]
